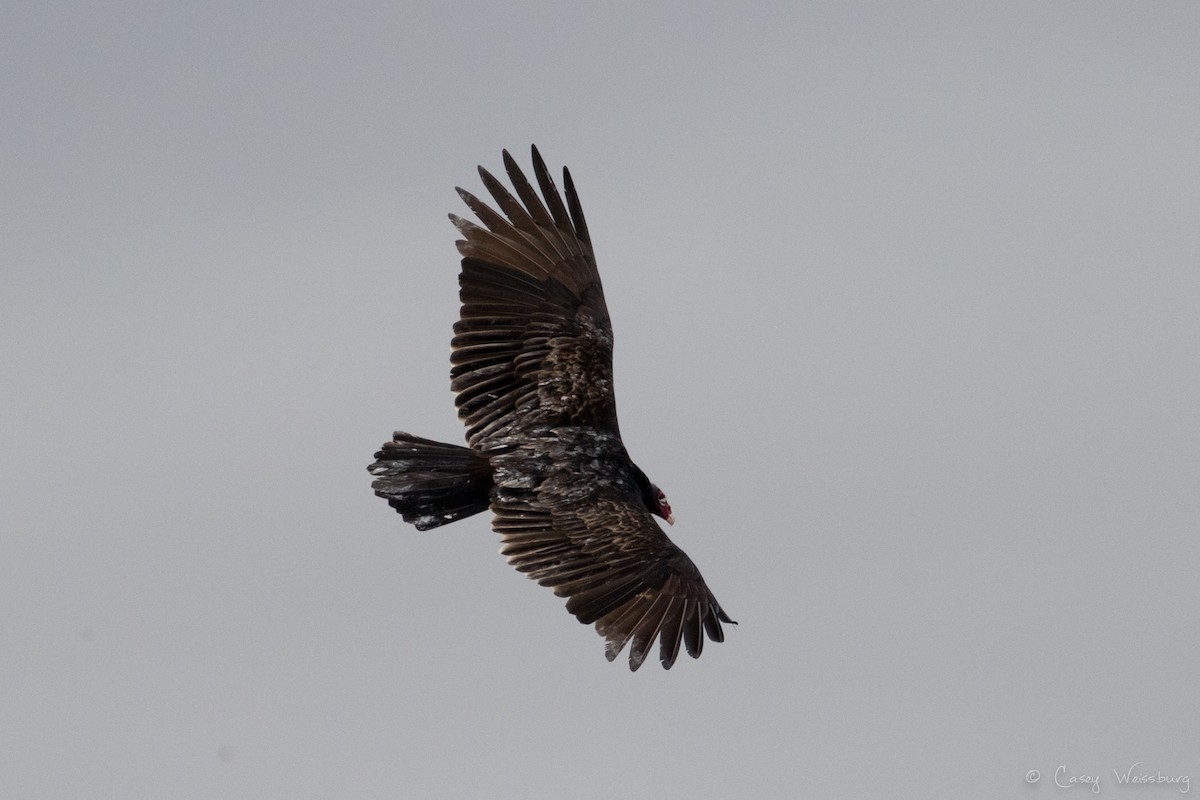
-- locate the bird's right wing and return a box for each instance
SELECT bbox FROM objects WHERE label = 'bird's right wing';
[449,147,619,449]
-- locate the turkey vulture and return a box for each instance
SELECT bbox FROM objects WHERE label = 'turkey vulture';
[369,146,734,670]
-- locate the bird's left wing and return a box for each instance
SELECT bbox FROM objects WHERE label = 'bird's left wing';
[491,446,735,671]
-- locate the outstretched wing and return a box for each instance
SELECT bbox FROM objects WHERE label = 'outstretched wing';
[490,438,735,671]
[449,146,617,449]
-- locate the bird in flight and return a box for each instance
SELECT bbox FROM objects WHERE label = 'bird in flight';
[369,146,734,670]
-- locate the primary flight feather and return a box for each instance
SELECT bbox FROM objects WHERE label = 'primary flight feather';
[369,146,734,670]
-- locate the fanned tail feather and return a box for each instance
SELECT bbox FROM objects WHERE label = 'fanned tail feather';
[369,432,493,530]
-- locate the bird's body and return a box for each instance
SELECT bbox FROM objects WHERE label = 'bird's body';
[369,147,733,670]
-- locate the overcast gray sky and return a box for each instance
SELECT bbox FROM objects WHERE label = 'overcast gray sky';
[4,2,1200,798]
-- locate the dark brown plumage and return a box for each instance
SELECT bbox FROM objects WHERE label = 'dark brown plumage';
[369,146,734,670]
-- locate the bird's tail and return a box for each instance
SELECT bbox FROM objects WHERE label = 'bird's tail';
[369,432,493,530]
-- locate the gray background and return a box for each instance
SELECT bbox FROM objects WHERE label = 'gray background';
[3,2,1198,798]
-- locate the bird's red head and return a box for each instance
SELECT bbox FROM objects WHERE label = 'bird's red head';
[651,485,675,526]
[632,464,675,526]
